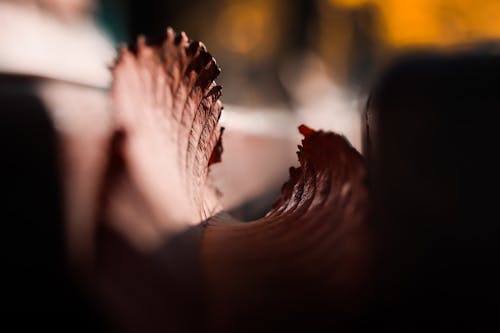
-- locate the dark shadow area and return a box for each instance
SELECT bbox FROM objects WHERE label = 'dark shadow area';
[0,74,105,330]
[95,220,205,332]
[365,51,500,330]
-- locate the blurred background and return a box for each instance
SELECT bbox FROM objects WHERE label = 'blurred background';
[98,0,500,100]
[2,0,500,219]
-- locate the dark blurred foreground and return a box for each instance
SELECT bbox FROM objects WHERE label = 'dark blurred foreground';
[365,51,500,330]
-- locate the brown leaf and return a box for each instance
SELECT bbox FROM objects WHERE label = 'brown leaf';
[100,28,371,331]
[203,126,372,331]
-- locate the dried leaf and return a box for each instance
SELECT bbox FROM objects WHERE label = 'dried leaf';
[103,28,371,330]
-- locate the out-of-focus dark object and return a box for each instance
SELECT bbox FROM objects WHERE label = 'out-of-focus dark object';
[0,75,64,314]
[365,51,500,330]
[0,74,106,330]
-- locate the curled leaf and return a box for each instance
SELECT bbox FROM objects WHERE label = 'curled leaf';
[203,126,371,330]
[102,28,371,331]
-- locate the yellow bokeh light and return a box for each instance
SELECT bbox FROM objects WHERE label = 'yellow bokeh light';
[215,0,281,58]
[329,0,371,8]
[328,0,500,47]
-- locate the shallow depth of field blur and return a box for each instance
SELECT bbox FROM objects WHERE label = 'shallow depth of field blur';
[2,0,500,218]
